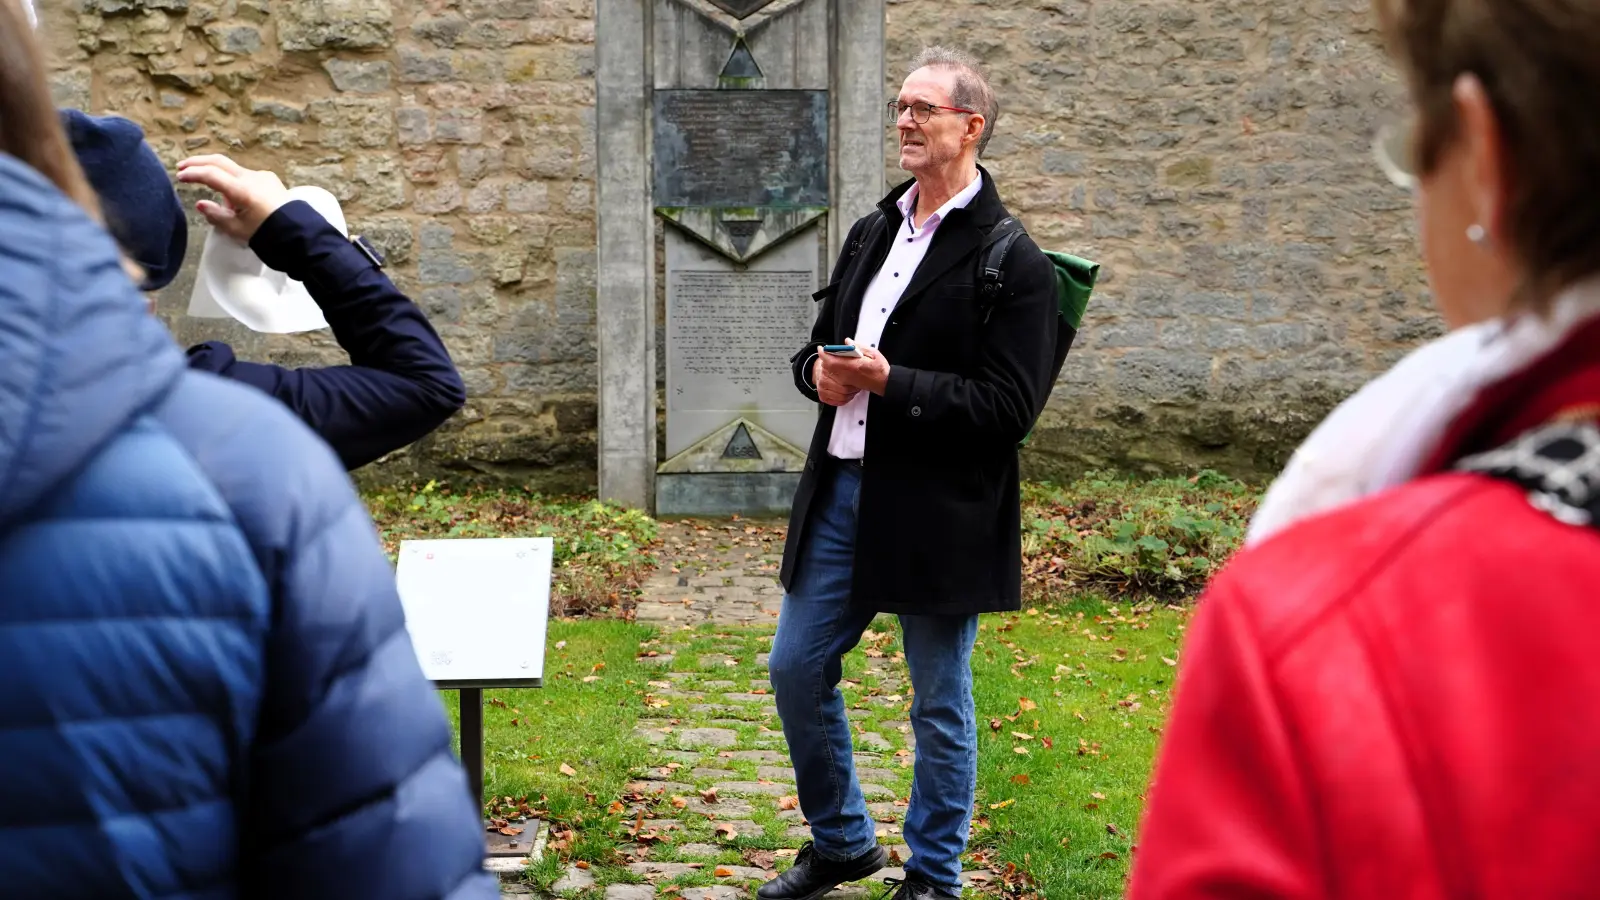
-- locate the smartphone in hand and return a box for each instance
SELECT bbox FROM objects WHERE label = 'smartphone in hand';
[822,344,862,358]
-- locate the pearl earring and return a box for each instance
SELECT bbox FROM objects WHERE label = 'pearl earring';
[1467,224,1488,244]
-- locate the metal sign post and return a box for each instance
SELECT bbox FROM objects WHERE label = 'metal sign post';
[395,537,552,859]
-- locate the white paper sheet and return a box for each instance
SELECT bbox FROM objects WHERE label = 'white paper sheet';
[395,538,552,686]
[184,185,344,333]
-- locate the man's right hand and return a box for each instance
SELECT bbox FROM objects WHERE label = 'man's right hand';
[813,351,860,407]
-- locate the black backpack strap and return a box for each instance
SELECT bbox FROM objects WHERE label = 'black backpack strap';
[978,217,1027,323]
[850,209,887,261]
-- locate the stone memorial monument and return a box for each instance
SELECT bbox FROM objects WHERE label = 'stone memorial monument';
[596,0,886,515]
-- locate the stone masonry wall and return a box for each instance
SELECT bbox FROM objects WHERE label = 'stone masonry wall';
[41,0,1433,491]
[885,0,1436,484]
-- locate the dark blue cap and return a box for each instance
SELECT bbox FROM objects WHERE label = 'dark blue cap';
[60,108,187,292]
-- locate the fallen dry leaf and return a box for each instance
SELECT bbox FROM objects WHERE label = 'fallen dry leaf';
[699,787,719,804]
[559,763,577,777]
[575,861,591,870]
[1011,774,1030,785]
[777,795,798,811]
[989,798,1015,810]
[498,826,523,836]
[1012,731,1034,741]
[555,640,567,650]
[1092,792,1107,800]
[714,866,736,877]
[716,822,739,840]
[671,796,688,809]
[1018,697,1038,712]
[1013,746,1030,755]
[888,847,903,865]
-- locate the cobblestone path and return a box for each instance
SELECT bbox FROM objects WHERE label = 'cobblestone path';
[500,521,978,898]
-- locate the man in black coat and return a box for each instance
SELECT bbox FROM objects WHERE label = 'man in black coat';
[760,47,1059,900]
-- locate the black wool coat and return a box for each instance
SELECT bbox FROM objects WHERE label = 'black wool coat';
[778,166,1059,616]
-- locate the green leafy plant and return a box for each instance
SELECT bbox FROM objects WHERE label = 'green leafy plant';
[1022,471,1259,599]
[365,484,660,616]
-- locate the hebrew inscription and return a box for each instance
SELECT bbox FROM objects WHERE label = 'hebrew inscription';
[669,269,815,389]
[653,90,829,208]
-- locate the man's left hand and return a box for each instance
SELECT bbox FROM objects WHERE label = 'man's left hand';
[830,341,892,395]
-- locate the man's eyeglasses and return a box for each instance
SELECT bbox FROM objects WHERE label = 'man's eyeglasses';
[887,100,976,125]
[1372,116,1418,191]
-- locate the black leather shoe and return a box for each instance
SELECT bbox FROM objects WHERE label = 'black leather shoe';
[881,874,961,900]
[756,841,888,900]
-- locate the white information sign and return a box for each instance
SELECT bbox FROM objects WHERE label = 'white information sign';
[395,537,552,687]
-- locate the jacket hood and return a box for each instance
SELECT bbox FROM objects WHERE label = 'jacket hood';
[0,153,185,528]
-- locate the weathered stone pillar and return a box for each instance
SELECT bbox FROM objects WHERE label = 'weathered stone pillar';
[596,0,658,511]
[596,0,885,516]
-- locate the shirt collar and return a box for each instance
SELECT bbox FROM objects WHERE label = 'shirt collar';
[897,170,984,233]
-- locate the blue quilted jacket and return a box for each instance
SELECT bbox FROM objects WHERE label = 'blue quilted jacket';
[0,156,497,899]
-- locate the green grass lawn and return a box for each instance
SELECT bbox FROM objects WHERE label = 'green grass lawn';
[458,602,1190,899]
[438,618,658,891]
[366,471,1241,898]
[966,600,1188,898]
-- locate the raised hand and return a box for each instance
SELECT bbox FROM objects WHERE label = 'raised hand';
[175,154,292,243]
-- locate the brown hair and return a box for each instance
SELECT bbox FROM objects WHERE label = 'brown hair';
[910,46,1000,158]
[0,0,146,285]
[0,0,102,213]
[1376,0,1600,310]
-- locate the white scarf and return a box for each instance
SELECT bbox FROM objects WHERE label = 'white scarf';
[1245,279,1600,547]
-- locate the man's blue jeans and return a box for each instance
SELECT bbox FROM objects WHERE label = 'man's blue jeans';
[768,461,978,897]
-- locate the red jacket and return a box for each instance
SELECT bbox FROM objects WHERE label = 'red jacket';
[1130,314,1600,899]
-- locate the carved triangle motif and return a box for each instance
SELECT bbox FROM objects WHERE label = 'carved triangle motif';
[720,39,762,79]
[723,219,760,256]
[705,0,781,18]
[721,422,763,460]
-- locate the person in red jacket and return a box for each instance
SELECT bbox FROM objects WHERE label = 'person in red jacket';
[1130,1,1600,897]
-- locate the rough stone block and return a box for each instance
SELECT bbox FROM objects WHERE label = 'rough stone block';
[678,728,738,749]
[278,0,395,50]
[310,97,393,149]
[400,47,454,83]
[204,24,261,54]
[552,864,595,893]
[712,781,789,797]
[724,750,788,763]
[323,58,391,93]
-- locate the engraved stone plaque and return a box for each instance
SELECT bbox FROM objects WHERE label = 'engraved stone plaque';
[665,228,818,459]
[653,89,829,208]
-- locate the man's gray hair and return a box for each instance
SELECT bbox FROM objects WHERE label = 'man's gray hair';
[909,46,998,158]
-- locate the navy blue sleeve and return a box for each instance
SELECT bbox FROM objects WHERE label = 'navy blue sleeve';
[186,200,466,470]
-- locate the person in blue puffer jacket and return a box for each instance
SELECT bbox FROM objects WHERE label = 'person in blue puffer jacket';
[0,6,497,897]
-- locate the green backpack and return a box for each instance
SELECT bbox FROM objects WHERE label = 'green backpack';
[978,217,1100,446]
